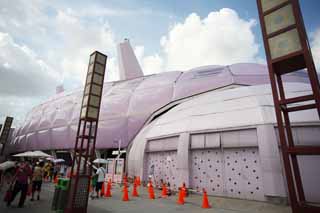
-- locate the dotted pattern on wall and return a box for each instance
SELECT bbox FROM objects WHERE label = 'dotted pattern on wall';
[190,147,264,201]
[146,151,178,190]
[190,149,224,196]
[223,148,264,201]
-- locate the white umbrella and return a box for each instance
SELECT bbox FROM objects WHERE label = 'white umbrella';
[93,158,108,164]
[13,151,35,157]
[46,157,55,161]
[13,151,52,158]
[53,159,65,163]
[32,151,52,158]
[0,161,16,170]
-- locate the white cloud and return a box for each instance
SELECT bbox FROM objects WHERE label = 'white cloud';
[0,32,59,96]
[0,96,43,126]
[160,8,260,70]
[0,1,118,126]
[311,27,320,71]
[53,9,117,83]
[134,46,164,75]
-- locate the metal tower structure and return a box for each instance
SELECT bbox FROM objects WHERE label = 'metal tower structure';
[65,51,107,213]
[257,0,320,212]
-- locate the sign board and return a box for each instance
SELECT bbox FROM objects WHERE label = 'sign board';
[111,150,126,155]
[0,117,13,144]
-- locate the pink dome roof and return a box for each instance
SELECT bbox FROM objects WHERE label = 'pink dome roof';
[8,63,310,152]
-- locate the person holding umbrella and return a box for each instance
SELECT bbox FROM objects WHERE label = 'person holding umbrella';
[95,163,106,198]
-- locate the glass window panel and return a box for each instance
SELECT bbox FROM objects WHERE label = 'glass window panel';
[89,96,100,107]
[268,28,301,59]
[88,64,94,74]
[87,107,98,119]
[94,63,105,75]
[86,73,92,84]
[96,53,106,65]
[91,84,102,96]
[84,85,90,95]
[265,4,295,35]
[92,73,103,85]
[89,54,95,64]
[81,107,87,118]
[260,0,287,12]
[82,95,89,107]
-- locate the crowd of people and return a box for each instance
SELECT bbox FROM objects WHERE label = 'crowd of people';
[1,159,68,208]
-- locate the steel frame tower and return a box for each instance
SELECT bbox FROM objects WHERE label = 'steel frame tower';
[257,0,320,212]
[65,51,107,213]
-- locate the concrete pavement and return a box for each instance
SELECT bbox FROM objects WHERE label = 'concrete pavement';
[0,182,291,213]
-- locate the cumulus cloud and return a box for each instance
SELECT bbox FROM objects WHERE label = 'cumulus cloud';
[0,1,118,126]
[0,32,59,96]
[311,27,320,71]
[160,8,260,70]
[53,9,117,83]
[0,96,43,125]
[134,46,164,75]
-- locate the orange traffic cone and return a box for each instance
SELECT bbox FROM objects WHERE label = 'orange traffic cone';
[177,188,184,205]
[132,182,139,197]
[100,182,105,197]
[181,183,187,198]
[202,188,211,209]
[148,181,155,199]
[104,181,112,197]
[137,176,141,186]
[161,183,168,198]
[122,184,129,201]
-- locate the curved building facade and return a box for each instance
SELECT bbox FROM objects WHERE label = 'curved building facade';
[6,62,320,203]
[7,63,309,153]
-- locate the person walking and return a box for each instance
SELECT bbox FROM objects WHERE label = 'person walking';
[31,162,43,201]
[7,161,32,208]
[95,164,105,198]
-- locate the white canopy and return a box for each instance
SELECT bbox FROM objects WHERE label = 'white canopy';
[13,151,52,158]
[0,161,16,170]
[93,158,108,164]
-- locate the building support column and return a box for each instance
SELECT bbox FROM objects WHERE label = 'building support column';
[176,132,190,187]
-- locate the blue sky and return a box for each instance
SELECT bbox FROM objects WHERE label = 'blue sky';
[0,0,319,125]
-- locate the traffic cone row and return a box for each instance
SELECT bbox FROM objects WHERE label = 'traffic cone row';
[87,176,211,209]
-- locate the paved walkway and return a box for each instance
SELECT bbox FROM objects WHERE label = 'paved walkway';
[0,182,291,213]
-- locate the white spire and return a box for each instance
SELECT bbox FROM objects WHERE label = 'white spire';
[117,39,144,80]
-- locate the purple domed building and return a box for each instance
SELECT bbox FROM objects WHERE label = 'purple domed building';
[6,40,320,203]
